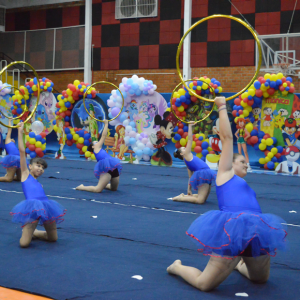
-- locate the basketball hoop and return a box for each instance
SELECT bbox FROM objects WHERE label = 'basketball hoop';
[273,63,291,76]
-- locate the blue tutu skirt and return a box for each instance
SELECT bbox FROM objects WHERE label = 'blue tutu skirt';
[10,198,66,227]
[0,154,21,169]
[189,169,217,190]
[186,210,287,258]
[94,157,122,179]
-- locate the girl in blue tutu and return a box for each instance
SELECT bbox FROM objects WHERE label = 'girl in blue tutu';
[167,96,287,291]
[76,120,122,193]
[0,119,22,182]
[10,122,66,248]
[172,121,216,204]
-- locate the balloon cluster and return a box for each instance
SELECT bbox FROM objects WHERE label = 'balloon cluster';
[172,121,213,159]
[25,77,54,96]
[10,86,29,116]
[63,127,94,159]
[232,73,294,119]
[122,119,155,161]
[107,75,157,126]
[0,81,11,96]
[25,121,47,158]
[169,76,222,120]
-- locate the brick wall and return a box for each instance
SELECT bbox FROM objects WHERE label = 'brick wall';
[35,67,300,95]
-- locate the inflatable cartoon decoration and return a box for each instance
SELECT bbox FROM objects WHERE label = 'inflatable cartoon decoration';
[150,111,177,166]
[275,145,300,174]
[106,75,167,163]
[0,81,13,144]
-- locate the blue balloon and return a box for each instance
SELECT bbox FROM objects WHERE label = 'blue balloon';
[185,92,191,99]
[30,152,37,158]
[108,113,113,119]
[267,146,272,151]
[285,87,290,91]
[143,147,151,155]
[129,89,135,95]
[65,127,70,134]
[286,77,293,82]
[29,132,36,138]
[167,102,171,108]
[175,102,181,107]
[254,143,260,150]
[264,82,269,87]
[41,138,46,144]
[251,130,258,136]
[16,108,23,114]
[271,157,277,162]
[119,114,126,123]
[270,81,276,88]
[276,79,282,86]
[25,148,30,154]
[277,146,283,153]
[67,134,73,140]
[198,136,203,141]
[35,135,42,141]
[202,141,209,149]
[65,116,70,122]
[254,81,261,89]
[214,89,219,94]
[78,84,82,89]
[183,126,188,132]
[278,157,283,163]
[53,120,56,125]
[267,161,275,169]
[202,149,209,156]
[65,102,71,108]
[186,99,191,105]
[84,133,91,140]
[205,89,210,94]
[78,130,85,137]
[258,131,265,138]
[271,137,277,144]
[136,149,143,156]
[248,95,253,100]
[132,128,137,132]
[127,79,133,85]
[129,138,136,145]
[180,95,186,102]
[136,90,142,96]
[47,87,52,92]
[129,121,136,128]
[33,77,38,85]
[174,126,178,132]
[174,134,181,141]
[84,139,90,146]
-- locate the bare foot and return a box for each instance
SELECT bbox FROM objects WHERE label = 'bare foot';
[75,184,84,190]
[172,193,184,201]
[105,183,111,190]
[167,260,182,275]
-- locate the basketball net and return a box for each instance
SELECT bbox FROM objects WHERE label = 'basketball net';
[273,63,291,76]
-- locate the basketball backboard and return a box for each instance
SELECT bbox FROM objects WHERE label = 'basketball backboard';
[256,33,300,77]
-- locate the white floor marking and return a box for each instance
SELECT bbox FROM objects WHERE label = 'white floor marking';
[235,292,248,297]
[289,210,297,213]
[0,188,299,225]
[131,275,143,280]
[91,216,97,218]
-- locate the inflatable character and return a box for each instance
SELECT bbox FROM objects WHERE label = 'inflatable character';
[276,145,300,175]
[114,125,128,160]
[262,107,273,127]
[55,116,66,159]
[81,104,99,142]
[128,100,138,121]
[40,92,55,121]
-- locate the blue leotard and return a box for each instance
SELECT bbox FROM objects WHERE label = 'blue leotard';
[94,149,122,179]
[184,155,216,190]
[0,142,21,169]
[187,175,287,258]
[10,174,66,227]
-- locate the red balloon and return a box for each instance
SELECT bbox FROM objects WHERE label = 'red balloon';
[281,77,286,83]
[89,138,92,143]
[60,113,66,118]
[268,88,275,95]
[26,141,30,148]
[247,139,252,145]
[264,163,269,170]
[279,86,285,91]
[172,105,177,111]
[65,122,69,127]
[193,81,197,86]
[264,150,270,156]
[243,98,248,103]
[290,86,295,93]
[172,98,176,104]
[255,89,263,97]
[253,127,258,131]
[28,145,36,151]
[68,84,76,92]
[66,140,73,146]
[181,111,186,116]
[287,81,291,87]
[263,134,270,139]
[194,146,201,153]
[76,143,83,149]
[178,123,184,129]
[175,142,181,149]
[182,132,188,138]
[238,110,243,115]
[35,147,43,154]
[182,103,188,109]
[12,109,17,115]
[56,103,60,108]
[40,132,46,138]
[250,136,258,144]
[196,140,202,146]
[178,129,184,135]
[37,151,44,158]
[56,111,60,115]
[79,150,84,155]
[209,151,215,154]
[65,110,71,116]
[195,89,201,95]
[248,100,254,106]
[258,76,264,82]
[232,110,237,117]
[275,153,281,159]
[190,96,197,102]
[176,111,181,116]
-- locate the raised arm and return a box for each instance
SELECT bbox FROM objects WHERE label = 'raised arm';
[93,120,108,153]
[5,119,12,144]
[183,122,195,161]
[215,97,234,186]
[18,122,29,181]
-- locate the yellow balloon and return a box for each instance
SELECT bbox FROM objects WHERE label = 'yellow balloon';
[282,90,288,96]
[78,137,84,144]
[196,153,203,158]
[196,86,201,90]
[271,148,278,155]
[91,153,96,160]
[41,144,46,151]
[178,106,184,112]
[85,151,91,158]
[82,146,87,152]
[245,123,253,132]
[259,158,266,164]
[282,82,287,87]
[29,138,36,145]
[264,73,271,80]
[270,74,277,81]
[74,80,80,86]
[66,89,73,96]
[53,125,58,132]
[265,157,271,163]
[178,88,185,96]
[180,138,187,146]
[266,138,273,146]
[245,106,252,112]
[35,141,42,148]
[218,87,223,93]
[275,162,279,168]
[248,89,255,96]
[263,92,269,98]
[241,100,247,108]
[26,135,30,141]
[172,138,176,143]
[243,110,249,117]
[174,92,180,98]
[260,84,267,91]
[277,73,283,79]
[192,141,196,148]
[261,139,266,144]
[267,152,274,159]
[259,143,266,150]
[73,134,79,141]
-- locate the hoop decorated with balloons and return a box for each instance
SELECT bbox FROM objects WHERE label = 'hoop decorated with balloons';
[176,15,262,102]
[0,61,40,128]
[170,79,216,124]
[83,81,124,122]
